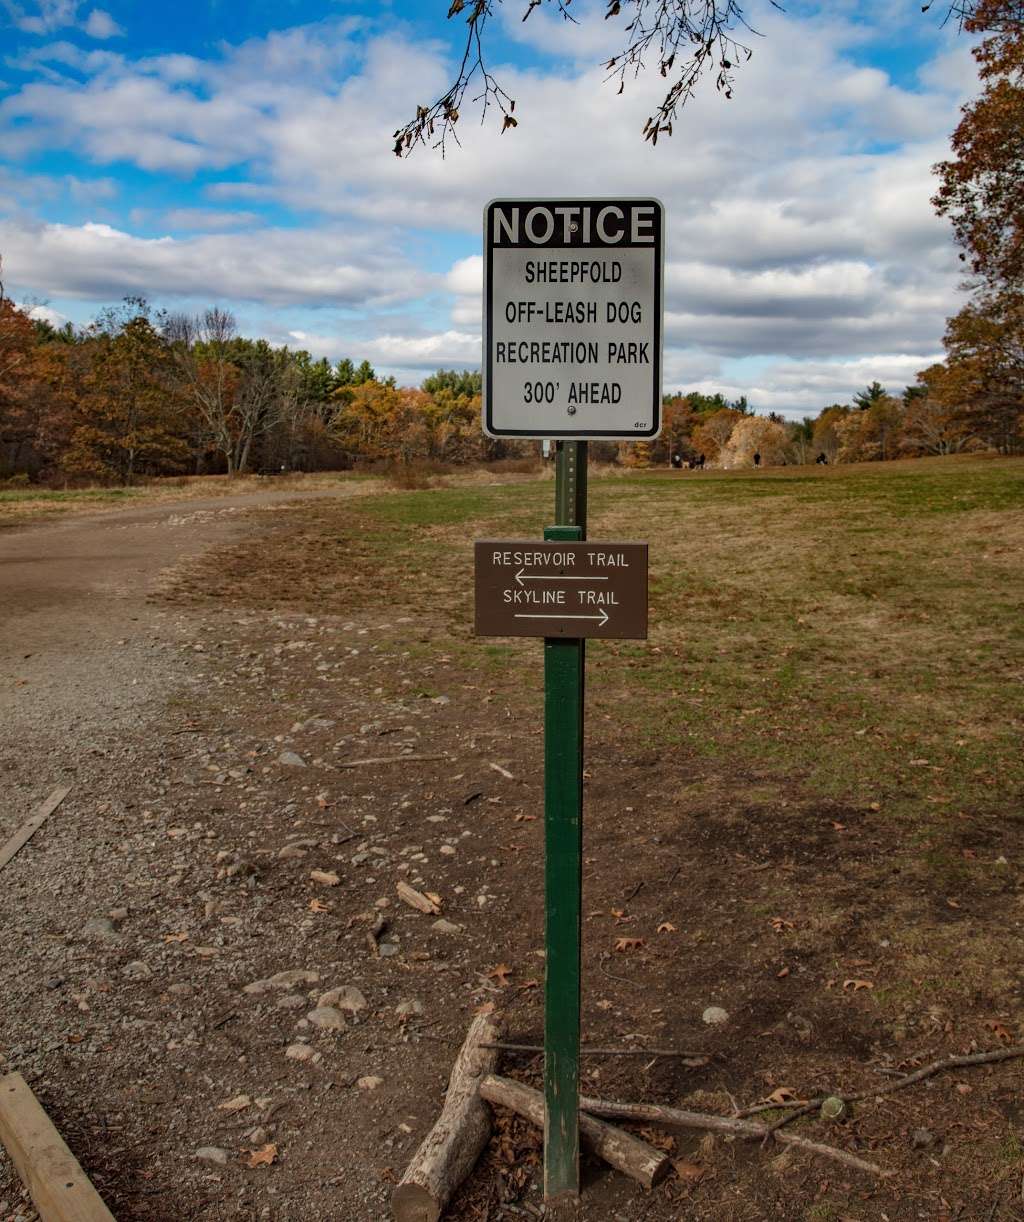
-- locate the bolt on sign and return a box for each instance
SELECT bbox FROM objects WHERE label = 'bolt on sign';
[483,198,664,440]
[475,541,648,640]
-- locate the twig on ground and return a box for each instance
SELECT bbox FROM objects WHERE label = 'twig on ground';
[577,1094,893,1178]
[737,1043,1024,1132]
[338,753,446,769]
[623,879,645,903]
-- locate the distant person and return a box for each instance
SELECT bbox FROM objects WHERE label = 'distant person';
[695,453,705,469]
[816,452,828,465]
[753,452,761,468]
[671,453,683,469]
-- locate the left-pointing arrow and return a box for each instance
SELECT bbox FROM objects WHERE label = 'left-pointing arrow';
[515,568,610,587]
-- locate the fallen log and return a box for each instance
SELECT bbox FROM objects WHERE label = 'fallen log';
[392,1013,502,1222]
[577,1093,893,1179]
[0,1073,115,1221]
[480,1075,670,1190]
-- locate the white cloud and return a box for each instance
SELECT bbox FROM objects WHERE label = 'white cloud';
[0,217,433,307]
[83,8,120,38]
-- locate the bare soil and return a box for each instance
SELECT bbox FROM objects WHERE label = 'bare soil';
[2,470,1023,1222]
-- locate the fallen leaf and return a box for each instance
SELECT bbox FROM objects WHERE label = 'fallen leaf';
[657,922,677,934]
[764,1087,803,1106]
[946,897,961,909]
[673,1160,705,1184]
[163,932,189,943]
[985,1019,1013,1043]
[842,979,874,992]
[614,937,645,952]
[308,899,330,914]
[487,963,513,986]
[310,869,340,887]
[473,1001,496,1016]
[396,881,441,914]
[517,978,540,991]
[513,813,537,823]
[769,917,795,932]
[246,1143,278,1168]
[831,822,847,831]
[776,966,790,979]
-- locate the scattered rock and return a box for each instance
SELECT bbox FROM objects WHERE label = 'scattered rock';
[83,916,119,941]
[357,1076,384,1091]
[277,844,308,860]
[911,1128,936,1150]
[310,869,340,887]
[319,985,367,1013]
[819,1096,847,1123]
[307,1006,346,1031]
[123,960,153,980]
[702,1006,729,1026]
[395,999,423,1018]
[267,969,319,989]
[195,1147,229,1166]
[278,751,307,768]
[378,942,400,958]
[431,918,462,935]
[218,1094,252,1113]
[285,1043,317,1062]
[108,907,129,922]
[276,994,307,1010]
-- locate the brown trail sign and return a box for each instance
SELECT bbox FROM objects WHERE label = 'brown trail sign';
[474,541,648,640]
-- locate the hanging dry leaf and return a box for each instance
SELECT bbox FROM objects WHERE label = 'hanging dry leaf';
[487,963,513,986]
[657,922,677,934]
[842,979,874,991]
[614,937,644,952]
[246,1143,278,1168]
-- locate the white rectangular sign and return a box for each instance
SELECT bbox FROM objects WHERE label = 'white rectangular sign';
[483,198,663,440]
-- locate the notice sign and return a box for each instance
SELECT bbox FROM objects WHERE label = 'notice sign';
[475,540,648,640]
[483,198,663,440]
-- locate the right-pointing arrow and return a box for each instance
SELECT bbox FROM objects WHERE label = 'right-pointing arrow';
[513,608,609,627]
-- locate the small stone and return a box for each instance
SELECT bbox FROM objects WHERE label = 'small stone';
[431,919,462,935]
[702,1006,729,1026]
[285,1043,317,1062]
[83,917,119,941]
[195,1146,229,1165]
[276,994,307,1010]
[307,1006,346,1031]
[123,960,152,980]
[357,1075,384,1090]
[266,969,320,989]
[911,1128,936,1150]
[277,844,308,860]
[108,907,129,922]
[319,986,367,1013]
[819,1096,847,1123]
[440,845,456,857]
[395,999,423,1018]
[278,751,307,768]
[378,942,400,958]
[168,983,194,997]
[247,1127,269,1146]
[310,869,340,887]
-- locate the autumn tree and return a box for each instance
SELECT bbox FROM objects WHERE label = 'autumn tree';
[64,314,186,483]
[691,406,743,465]
[902,364,976,454]
[934,0,1024,291]
[718,414,790,468]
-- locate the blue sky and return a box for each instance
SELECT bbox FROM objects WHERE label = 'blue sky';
[0,0,979,415]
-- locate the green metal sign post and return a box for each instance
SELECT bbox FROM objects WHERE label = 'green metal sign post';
[543,440,588,1202]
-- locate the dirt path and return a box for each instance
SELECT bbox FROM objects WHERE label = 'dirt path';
[0,488,367,841]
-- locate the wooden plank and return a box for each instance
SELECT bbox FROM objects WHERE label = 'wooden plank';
[0,1073,115,1222]
[0,786,71,873]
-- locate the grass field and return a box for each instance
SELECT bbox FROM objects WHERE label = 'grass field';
[173,453,1024,823]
